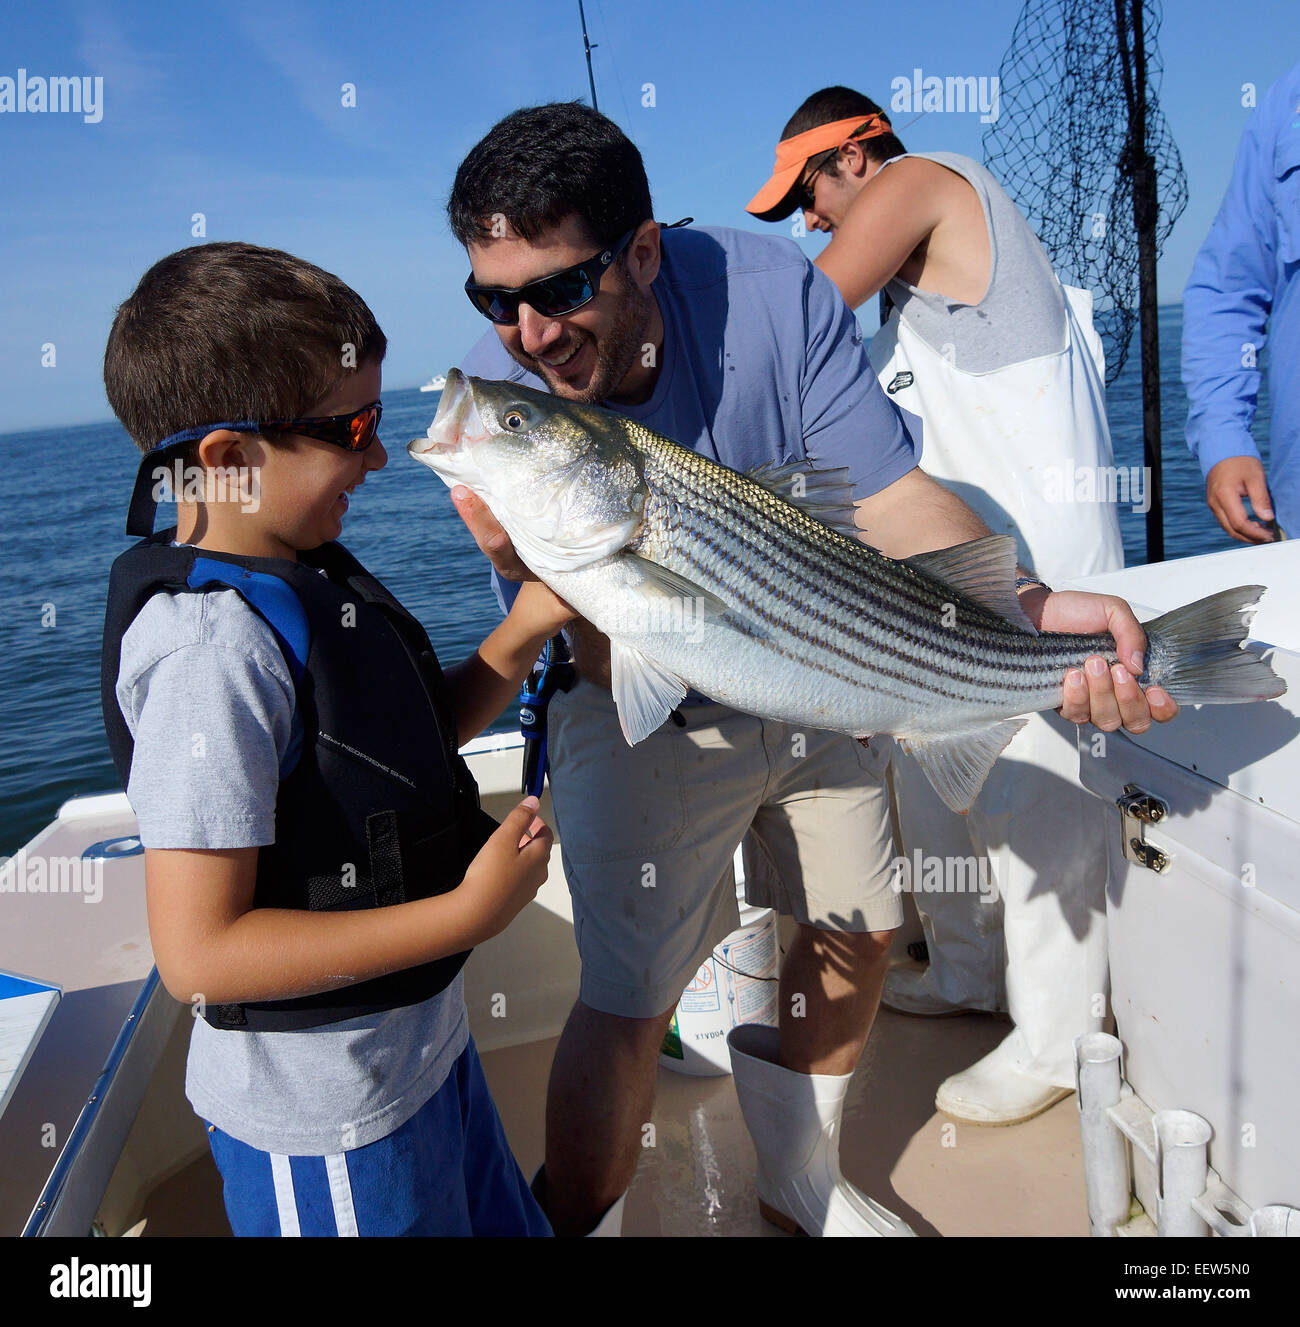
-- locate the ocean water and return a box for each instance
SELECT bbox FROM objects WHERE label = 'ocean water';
[0,304,1273,855]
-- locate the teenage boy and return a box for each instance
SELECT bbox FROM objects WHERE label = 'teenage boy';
[748,86,1132,1126]
[101,241,571,1237]
[449,103,1172,1237]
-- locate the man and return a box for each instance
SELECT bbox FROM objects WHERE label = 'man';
[748,87,1132,1126]
[448,102,1172,1237]
[1184,61,1300,545]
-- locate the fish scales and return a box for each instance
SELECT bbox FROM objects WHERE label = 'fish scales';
[633,425,1037,665]
[630,429,1101,726]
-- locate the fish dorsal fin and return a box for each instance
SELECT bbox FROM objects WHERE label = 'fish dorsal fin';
[744,459,860,539]
[904,535,1038,634]
[610,641,689,745]
[626,556,730,619]
[898,717,1029,813]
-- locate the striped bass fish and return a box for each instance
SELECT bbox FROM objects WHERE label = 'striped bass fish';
[409,369,1286,813]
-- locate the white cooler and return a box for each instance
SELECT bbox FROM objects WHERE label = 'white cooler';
[1068,540,1300,1217]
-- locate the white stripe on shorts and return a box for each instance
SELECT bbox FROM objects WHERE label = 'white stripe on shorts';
[269,1153,300,1237]
[325,1153,359,1237]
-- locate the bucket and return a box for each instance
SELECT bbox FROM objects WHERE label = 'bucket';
[659,849,780,1076]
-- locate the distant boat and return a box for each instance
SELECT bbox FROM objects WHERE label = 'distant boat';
[420,374,448,393]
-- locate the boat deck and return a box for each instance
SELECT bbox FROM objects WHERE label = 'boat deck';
[3,738,1091,1239]
[131,997,1086,1238]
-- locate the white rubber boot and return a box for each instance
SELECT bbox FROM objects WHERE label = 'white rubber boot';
[727,1024,915,1237]
[934,1028,1073,1126]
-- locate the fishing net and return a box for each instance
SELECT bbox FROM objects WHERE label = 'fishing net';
[983,0,1187,383]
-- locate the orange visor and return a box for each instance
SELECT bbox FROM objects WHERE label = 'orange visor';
[746,113,894,221]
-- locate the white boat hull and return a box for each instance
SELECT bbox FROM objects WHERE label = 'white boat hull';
[1071,539,1300,1228]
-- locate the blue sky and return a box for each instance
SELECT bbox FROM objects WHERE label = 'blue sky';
[1,0,1296,432]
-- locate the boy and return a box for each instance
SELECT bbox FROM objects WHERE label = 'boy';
[100,241,570,1236]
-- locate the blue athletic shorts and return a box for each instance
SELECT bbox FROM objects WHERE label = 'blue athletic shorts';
[204,1036,551,1237]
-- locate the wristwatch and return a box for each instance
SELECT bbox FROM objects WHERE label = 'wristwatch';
[1014,576,1051,594]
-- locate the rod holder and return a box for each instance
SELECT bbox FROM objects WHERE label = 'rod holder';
[1250,1206,1300,1237]
[1075,1033,1129,1237]
[1153,1109,1212,1237]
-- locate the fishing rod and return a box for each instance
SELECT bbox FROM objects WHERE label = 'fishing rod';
[578,0,599,111]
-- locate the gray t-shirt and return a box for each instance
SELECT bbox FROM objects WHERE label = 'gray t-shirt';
[115,573,467,1155]
[881,151,1067,373]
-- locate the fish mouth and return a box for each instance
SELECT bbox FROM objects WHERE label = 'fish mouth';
[408,368,486,458]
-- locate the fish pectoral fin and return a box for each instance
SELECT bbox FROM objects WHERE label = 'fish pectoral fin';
[904,535,1038,634]
[610,642,689,745]
[899,717,1029,814]
[626,556,729,619]
[744,459,861,539]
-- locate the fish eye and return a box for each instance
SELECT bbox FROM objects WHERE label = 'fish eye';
[502,406,531,432]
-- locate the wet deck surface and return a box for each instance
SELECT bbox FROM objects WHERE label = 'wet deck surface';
[482,1006,1088,1238]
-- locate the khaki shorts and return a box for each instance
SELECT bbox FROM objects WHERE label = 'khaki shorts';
[545,679,902,1019]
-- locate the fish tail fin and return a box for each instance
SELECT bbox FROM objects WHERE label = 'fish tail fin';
[1144,585,1287,704]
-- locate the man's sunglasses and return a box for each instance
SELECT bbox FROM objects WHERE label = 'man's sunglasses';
[151,401,383,454]
[464,229,636,325]
[793,147,841,212]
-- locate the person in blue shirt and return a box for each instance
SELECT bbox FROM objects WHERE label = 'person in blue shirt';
[1183,62,1300,543]
[445,102,1174,1239]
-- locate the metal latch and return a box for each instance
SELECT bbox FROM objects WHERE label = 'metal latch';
[1116,783,1170,872]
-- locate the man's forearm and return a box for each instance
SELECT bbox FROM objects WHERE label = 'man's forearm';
[852,467,1052,604]
[853,466,992,559]
[1180,103,1274,477]
[1182,276,1269,478]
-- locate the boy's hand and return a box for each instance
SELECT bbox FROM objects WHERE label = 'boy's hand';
[455,797,553,944]
[511,578,578,641]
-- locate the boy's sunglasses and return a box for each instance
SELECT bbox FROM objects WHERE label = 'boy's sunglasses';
[260,401,383,451]
[464,229,636,325]
[152,401,383,454]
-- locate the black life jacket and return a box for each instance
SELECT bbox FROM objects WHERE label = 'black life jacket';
[100,529,496,1031]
